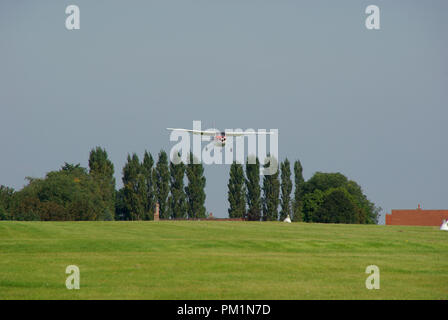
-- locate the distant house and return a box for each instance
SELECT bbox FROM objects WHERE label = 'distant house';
[385,204,448,226]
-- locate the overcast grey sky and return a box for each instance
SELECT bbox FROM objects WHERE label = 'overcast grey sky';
[0,0,447,222]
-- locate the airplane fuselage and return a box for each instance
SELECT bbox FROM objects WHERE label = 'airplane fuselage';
[214,133,227,147]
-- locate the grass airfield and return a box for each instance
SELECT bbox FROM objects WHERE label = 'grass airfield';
[0,221,447,300]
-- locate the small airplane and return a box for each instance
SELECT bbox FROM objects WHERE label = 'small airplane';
[167,127,273,148]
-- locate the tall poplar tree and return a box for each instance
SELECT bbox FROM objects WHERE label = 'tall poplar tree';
[89,146,116,219]
[122,153,146,220]
[169,152,187,219]
[185,153,206,219]
[280,158,292,221]
[142,151,155,220]
[245,155,261,221]
[227,161,245,218]
[293,160,305,221]
[262,156,280,221]
[155,150,170,219]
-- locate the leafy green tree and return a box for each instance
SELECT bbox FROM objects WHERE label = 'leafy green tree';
[227,161,246,218]
[155,150,170,219]
[61,162,87,175]
[89,147,116,218]
[169,152,187,219]
[245,156,261,221]
[185,153,206,219]
[344,180,380,224]
[303,172,380,224]
[142,151,155,219]
[122,154,146,220]
[302,190,324,222]
[11,196,41,221]
[0,186,14,220]
[89,147,115,181]
[67,194,103,221]
[0,205,7,220]
[9,163,108,221]
[280,158,292,221]
[114,188,128,220]
[39,201,67,221]
[292,160,305,221]
[262,157,280,221]
[303,172,348,195]
[314,188,358,223]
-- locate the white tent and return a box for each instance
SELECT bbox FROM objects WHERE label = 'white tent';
[440,219,448,231]
[284,215,291,223]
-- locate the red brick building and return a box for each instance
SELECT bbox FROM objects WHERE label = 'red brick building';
[385,204,448,226]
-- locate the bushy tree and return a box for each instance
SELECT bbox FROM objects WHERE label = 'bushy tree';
[245,156,261,221]
[38,201,67,221]
[9,163,108,221]
[302,172,380,224]
[227,161,245,218]
[314,188,358,223]
[0,186,14,220]
[11,196,41,221]
[302,189,324,222]
[303,172,348,195]
[344,180,380,224]
[185,154,206,219]
[0,205,7,220]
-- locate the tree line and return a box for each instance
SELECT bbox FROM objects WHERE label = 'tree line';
[228,156,380,224]
[0,147,379,223]
[0,148,206,221]
[115,151,206,220]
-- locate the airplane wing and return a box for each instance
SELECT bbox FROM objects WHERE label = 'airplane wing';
[225,131,274,136]
[167,128,217,136]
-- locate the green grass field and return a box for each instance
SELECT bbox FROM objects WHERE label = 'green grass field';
[0,221,447,299]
